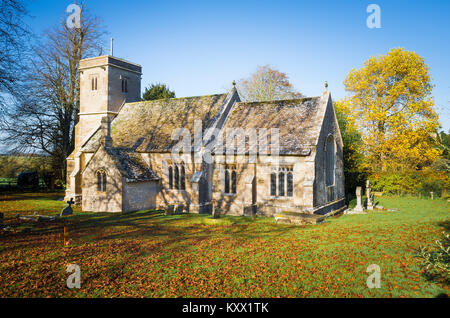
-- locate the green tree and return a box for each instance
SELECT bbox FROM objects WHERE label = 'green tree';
[437,130,450,160]
[334,98,367,198]
[142,83,176,101]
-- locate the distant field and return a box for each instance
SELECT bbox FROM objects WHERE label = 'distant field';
[0,178,16,185]
[0,177,48,191]
[0,193,448,298]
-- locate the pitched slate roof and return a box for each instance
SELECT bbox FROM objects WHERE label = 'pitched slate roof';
[83,94,228,153]
[105,148,159,182]
[214,95,327,155]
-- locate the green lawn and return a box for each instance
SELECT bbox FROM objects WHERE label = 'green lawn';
[0,193,448,298]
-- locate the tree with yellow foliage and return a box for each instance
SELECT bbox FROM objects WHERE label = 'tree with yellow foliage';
[343,48,441,171]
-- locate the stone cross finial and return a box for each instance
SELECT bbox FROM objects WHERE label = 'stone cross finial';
[67,198,75,207]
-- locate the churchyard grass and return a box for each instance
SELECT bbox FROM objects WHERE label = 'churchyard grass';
[0,193,448,297]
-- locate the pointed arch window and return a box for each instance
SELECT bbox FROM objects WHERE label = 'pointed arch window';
[168,163,185,191]
[180,165,186,190]
[231,170,237,194]
[270,167,293,197]
[224,165,236,194]
[325,135,335,187]
[224,170,230,194]
[168,166,173,189]
[96,169,107,192]
[287,172,293,197]
[174,166,180,190]
[270,173,277,196]
[278,171,285,197]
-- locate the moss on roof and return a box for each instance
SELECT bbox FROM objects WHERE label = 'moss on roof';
[83,94,228,152]
[217,96,325,155]
[106,148,159,182]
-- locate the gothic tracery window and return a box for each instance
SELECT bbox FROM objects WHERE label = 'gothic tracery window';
[168,163,185,190]
[270,166,293,197]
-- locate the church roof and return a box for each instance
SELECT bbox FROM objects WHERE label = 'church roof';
[82,94,228,153]
[105,148,159,182]
[81,91,331,156]
[213,95,326,155]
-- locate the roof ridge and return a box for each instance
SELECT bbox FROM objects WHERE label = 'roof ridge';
[237,96,321,106]
[125,93,227,105]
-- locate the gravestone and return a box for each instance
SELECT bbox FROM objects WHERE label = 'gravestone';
[366,180,374,210]
[353,187,365,213]
[165,205,175,216]
[211,200,221,219]
[60,198,75,217]
[175,204,184,215]
[430,192,434,200]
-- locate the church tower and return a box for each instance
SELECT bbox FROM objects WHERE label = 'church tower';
[75,55,142,151]
[66,55,142,203]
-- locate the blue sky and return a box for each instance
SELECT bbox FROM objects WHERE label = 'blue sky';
[26,0,450,130]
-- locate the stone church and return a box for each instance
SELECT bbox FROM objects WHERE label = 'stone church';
[65,55,345,216]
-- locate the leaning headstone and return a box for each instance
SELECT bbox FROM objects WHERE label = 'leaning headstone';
[60,198,75,217]
[366,180,374,210]
[353,186,365,213]
[165,205,175,216]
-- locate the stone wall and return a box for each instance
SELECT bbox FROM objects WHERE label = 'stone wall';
[211,154,315,216]
[141,153,198,211]
[313,96,345,208]
[122,181,159,212]
[66,55,142,203]
[81,146,123,212]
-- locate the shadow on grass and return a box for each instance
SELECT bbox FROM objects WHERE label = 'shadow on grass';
[3,209,300,254]
[0,192,64,202]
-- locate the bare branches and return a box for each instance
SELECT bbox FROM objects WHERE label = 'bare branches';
[237,65,303,102]
[0,0,30,111]
[1,3,107,179]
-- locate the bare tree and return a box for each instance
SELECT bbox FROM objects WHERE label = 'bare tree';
[1,3,106,180]
[237,65,303,102]
[0,0,29,113]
